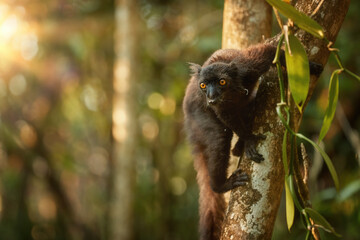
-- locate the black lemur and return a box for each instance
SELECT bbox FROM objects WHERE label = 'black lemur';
[183,44,322,240]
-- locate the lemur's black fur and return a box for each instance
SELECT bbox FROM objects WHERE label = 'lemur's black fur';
[183,44,322,240]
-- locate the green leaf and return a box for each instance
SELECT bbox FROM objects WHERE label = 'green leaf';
[282,130,289,174]
[345,68,360,82]
[276,105,340,190]
[304,208,341,237]
[296,133,339,190]
[319,70,341,142]
[337,179,360,202]
[285,178,295,230]
[266,0,324,39]
[285,34,310,112]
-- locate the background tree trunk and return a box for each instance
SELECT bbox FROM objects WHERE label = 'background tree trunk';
[109,0,138,239]
[222,0,272,49]
[220,0,350,239]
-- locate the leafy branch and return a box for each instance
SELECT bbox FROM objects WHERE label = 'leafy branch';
[266,0,360,238]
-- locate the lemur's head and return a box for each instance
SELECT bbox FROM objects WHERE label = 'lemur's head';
[189,62,249,106]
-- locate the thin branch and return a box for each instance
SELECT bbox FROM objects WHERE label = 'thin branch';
[300,143,310,196]
[310,0,325,17]
[273,7,284,30]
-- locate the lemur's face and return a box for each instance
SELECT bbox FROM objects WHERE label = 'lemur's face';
[190,62,247,106]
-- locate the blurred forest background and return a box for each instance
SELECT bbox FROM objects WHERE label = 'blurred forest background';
[0,0,359,240]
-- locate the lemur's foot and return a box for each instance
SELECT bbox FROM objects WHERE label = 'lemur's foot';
[228,168,249,188]
[211,168,249,193]
[245,134,266,163]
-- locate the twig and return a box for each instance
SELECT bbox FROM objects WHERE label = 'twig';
[273,7,283,30]
[311,0,325,17]
[283,25,292,55]
[300,143,309,188]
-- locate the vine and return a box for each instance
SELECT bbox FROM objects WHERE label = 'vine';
[266,0,360,238]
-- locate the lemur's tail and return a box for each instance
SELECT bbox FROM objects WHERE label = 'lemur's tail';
[194,153,226,240]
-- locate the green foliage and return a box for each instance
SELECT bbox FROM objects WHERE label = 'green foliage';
[296,133,339,190]
[303,208,341,237]
[336,179,360,202]
[319,69,341,142]
[0,0,359,240]
[273,1,360,237]
[266,0,324,38]
[282,130,289,174]
[285,178,295,230]
[271,1,360,238]
[285,34,310,112]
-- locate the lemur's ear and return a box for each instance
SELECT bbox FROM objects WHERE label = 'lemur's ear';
[228,61,238,73]
[229,61,247,77]
[188,62,202,76]
[229,61,237,69]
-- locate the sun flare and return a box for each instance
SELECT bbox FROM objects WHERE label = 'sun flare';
[0,4,38,65]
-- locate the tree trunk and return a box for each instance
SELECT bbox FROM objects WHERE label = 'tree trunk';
[109,0,138,239]
[220,0,350,239]
[222,0,272,49]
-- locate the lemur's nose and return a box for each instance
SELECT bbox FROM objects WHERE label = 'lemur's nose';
[206,85,219,104]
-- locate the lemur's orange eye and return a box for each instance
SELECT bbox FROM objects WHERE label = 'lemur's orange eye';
[200,83,206,89]
[219,79,226,85]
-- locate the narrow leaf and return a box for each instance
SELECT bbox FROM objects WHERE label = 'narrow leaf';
[337,179,360,202]
[287,174,302,210]
[297,133,339,190]
[276,105,340,190]
[319,70,341,142]
[304,208,341,237]
[285,34,310,112]
[282,130,289,174]
[285,179,295,230]
[345,68,360,82]
[266,0,324,38]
